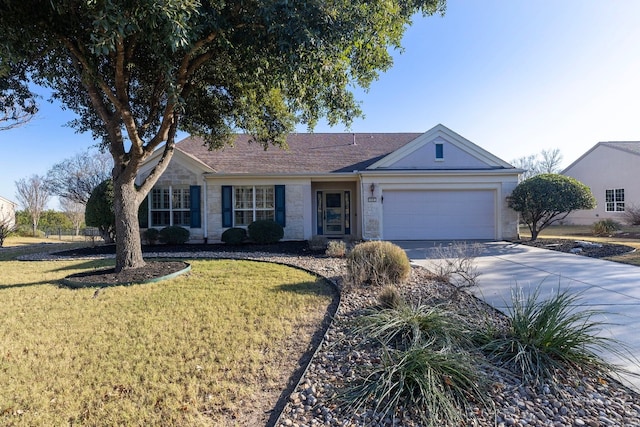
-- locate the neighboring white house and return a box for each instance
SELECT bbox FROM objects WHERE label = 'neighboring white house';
[137,124,522,242]
[562,141,640,225]
[0,195,18,229]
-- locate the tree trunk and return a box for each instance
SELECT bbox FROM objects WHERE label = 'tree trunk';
[113,177,145,272]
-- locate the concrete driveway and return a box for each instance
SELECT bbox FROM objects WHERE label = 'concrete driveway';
[396,240,640,391]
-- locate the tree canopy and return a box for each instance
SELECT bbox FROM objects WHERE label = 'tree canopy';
[0,0,446,271]
[508,174,596,241]
[0,64,37,131]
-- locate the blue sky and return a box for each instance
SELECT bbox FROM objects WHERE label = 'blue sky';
[2,0,640,207]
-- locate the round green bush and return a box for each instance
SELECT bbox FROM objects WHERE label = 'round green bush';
[247,220,284,244]
[159,226,190,244]
[142,228,160,245]
[346,241,411,288]
[221,227,247,245]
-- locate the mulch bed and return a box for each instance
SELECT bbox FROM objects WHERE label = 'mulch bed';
[63,261,190,287]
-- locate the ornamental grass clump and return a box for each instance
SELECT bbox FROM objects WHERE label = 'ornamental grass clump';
[481,286,629,387]
[341,343,489,427]
[592,219,621,236]
[377,285,405,310]
[346,241,411,288]
[352,303,471,351]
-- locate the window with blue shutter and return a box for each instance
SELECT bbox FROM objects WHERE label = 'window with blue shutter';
[190,185,201,228]
[275,185,286,227]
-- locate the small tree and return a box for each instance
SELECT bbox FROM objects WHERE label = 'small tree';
[46,150,112,205]
[85,179,115,244]
[60,198,85,236]
[511,148,563,180]
[14,174,51,236]
[508,174,596,241]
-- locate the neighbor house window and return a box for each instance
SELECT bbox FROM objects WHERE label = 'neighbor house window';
[605,188,625,212]
[435,143,444,160]
[233,185,274,226]
[150,187,190,226]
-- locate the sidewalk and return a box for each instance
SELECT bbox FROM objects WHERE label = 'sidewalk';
[399,240,640,391]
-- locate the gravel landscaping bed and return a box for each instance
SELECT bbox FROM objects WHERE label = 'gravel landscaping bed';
[518,239,636,258]
[22,241,640,426]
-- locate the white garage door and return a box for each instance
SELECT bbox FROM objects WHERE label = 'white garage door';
[382,190,496,240]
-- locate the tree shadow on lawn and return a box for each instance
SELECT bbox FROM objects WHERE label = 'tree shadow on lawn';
[266,278,340,427]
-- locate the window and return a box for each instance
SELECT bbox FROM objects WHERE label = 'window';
[435,143,444,160]
[233,186,274,226]
[605,188,625,212]
[150,187,191,227]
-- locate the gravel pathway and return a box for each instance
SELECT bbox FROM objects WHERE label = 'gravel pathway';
[21,250,640,427]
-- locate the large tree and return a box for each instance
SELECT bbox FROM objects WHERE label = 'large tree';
[508,174,596,241]
[0,0,445,272]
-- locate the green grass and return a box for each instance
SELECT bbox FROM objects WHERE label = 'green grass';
[0,256,333,426]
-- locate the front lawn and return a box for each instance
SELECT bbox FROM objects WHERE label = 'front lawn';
[0,255,334,426]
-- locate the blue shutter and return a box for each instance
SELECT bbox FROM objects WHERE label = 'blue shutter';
[274,185,286,227]
[190,185,201,228]
[222,185,232,227]
[316,191,323,235]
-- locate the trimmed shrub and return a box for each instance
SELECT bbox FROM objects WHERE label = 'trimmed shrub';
[247,220,283,244]
[592,219,620,236]
[159,226,190,245]
[346,241,411,288]
[325,240,347,257]
[142,228,160,245]
[221,227,247,245]
[308,235,329,251]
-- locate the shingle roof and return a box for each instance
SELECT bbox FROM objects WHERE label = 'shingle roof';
[601,141,640,156]
[562,141,640,174]
[176,133,422,174]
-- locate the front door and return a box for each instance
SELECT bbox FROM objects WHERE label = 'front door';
[323,192,344,235]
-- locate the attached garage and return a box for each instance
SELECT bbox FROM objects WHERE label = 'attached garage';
[382,190,496,240]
